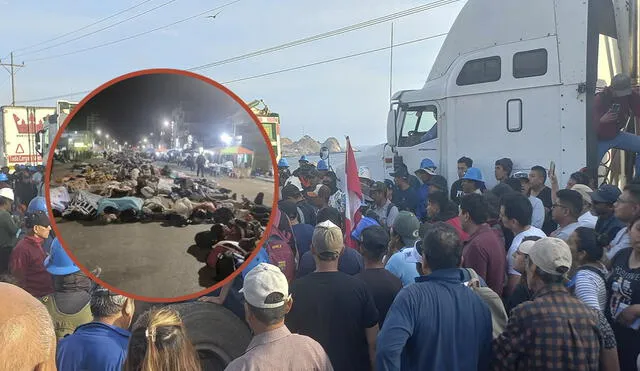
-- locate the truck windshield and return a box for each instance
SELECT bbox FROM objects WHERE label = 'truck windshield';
[398,106,437,147]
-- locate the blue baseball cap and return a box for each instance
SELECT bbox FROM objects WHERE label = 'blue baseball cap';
[45,238,80,276]
[591,184,621,204]
[462,167,484,183]
[299,155,309,163]
[351,217,380,242]
[0,173,8,182]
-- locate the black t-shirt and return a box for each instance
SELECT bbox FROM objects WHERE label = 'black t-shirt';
[286,271,379,371]
[536,186,557,235]
[355,268,402,328]
[606,248,640,371]
[296,248,364,278]
[450,179,464,205]
[392,186,420,214]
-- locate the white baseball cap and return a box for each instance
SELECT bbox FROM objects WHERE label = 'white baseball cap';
[240,263,290,309]
[0,188,14,201]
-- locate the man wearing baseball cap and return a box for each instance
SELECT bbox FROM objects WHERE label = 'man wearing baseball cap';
[369,181,399,230]
[493,237,602,369]
[595,73,640,176]
[226,263,332,371]
[0,187,18,274]
[385,211,421,287]
[591,184,626,244]
[414,158,437,221]
[390,166,420,214]
[286,220,379,371]
[570,184,598,229]
[9,210,53,298]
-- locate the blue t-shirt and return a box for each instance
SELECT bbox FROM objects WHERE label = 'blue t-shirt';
[385,247,420,287]
[292,223,315,258]
[57,322,131,371]
[416,184,429,221]
[296,248,364,278]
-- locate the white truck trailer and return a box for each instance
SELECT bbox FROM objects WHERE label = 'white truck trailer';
[342,0,638,189]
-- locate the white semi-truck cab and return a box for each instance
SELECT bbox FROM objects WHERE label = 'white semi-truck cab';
[36,100,78,165]
[384,0,638,189]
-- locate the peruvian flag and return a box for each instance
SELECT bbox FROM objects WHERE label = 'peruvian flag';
[344,136,362,249]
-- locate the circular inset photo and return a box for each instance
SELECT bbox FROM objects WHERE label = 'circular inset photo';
[45,69,277,301]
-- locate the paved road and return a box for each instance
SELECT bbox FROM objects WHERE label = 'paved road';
[50,159,276,299]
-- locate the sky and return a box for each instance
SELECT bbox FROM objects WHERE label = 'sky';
[0,0,464,147]
[66,72,257,147]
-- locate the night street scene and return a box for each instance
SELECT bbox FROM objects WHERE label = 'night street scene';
[47,72,275,299]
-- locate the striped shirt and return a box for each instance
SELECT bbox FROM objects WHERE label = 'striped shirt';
[573,266,608,311]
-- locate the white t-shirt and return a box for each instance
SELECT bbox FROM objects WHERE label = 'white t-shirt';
[551,222,580,242]
[507,226,547,276]
[574,266,608,311]
[607,227,630,260]
[529,196,545,229]
[578,212,598,229]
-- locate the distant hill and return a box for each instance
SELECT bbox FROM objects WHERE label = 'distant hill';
[281,135,349,157]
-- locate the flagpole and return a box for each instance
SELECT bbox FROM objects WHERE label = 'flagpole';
[389,22,394,100]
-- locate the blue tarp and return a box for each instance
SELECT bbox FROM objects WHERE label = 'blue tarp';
[97,197,144,215]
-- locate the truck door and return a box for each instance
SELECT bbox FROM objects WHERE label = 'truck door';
[395,102,441,173]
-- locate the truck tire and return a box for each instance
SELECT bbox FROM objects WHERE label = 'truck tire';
[133,301,251,371]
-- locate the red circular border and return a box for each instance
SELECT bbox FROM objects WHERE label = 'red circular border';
[44,68,280,303]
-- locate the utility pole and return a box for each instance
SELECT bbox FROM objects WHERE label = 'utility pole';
[0,52,25,106]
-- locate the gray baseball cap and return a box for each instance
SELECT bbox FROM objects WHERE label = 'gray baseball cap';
[611,74,633,97]
[391,211,420,247]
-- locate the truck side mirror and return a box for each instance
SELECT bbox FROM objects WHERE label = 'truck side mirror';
[386,107,398,147]
[35,129,45,156]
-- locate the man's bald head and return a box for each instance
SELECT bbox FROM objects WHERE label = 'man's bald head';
[0,283,57,371]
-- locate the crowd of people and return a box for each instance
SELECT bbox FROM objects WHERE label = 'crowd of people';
[262,153,640,370]
[3,149,640,370]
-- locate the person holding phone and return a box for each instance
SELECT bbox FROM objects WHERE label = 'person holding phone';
[594,73,640,175]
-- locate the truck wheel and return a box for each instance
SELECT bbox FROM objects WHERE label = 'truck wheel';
[134,301,251,371]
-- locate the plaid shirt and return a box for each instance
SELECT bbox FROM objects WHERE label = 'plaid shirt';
[492,285,602,371]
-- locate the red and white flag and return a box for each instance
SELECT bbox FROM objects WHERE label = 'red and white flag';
[344,136,362,249]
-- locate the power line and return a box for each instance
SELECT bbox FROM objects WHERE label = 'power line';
[23,0,242,63]
[15,32,447,104]
[12,0,155,54]
[17,0,180,58]
[188,0,460,71]
[221,33,447,84]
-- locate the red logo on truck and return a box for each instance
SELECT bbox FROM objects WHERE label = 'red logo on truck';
[12,113,44,134]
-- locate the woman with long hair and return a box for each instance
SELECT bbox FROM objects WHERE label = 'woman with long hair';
[566,227,609,311]
[124,307,201,371]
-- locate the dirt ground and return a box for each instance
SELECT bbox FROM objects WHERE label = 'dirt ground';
[49,159,275,299]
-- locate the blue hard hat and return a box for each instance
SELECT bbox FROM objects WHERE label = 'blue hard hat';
[278,158,289,168]
[418,158,437,175]
[28,196,47,213]
[0,173,8,182]
[44,238,80,276]
[317,159,328,171]
[299,155,308,162]
[28,166,36,172]
[462,167,484,183]
[351,217,380,242]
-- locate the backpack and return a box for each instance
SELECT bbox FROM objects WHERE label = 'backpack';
[460,268,508,339]
[263,208,298,282]
[206,241,249,282]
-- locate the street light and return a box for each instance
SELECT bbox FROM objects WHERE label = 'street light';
[96,129,102,136]
[143,138,148,143]
[105,134,110,139]
[164,120,169,127]
[220,133,232,146]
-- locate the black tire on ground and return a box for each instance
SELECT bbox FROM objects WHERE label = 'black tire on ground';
[133,301,251,371]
